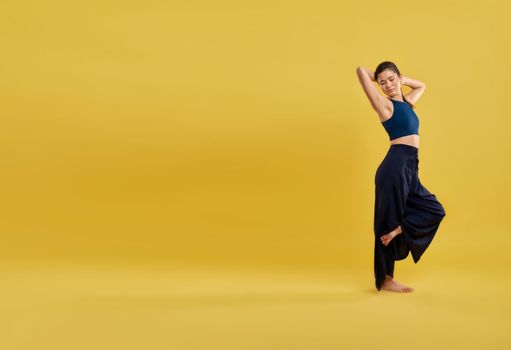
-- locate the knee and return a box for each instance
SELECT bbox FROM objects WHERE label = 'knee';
[438,205,446,220]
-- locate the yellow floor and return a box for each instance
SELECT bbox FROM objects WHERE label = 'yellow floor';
[1,257,510,350]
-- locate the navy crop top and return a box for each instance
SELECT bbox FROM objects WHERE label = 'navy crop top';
[381,99,420,140]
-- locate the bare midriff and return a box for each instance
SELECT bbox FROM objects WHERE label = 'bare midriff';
[390,134,419,148]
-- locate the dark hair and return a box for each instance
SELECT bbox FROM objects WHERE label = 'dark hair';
[374,61,414,109]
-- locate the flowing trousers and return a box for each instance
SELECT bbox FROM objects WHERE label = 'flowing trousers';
[374,144,446,291]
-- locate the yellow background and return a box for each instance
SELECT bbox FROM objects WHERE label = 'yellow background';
[1,0,510,348]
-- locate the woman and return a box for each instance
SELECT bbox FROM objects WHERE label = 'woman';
[356,61,446,293]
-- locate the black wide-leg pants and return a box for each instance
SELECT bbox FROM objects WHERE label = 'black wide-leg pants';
[373,144,446,291]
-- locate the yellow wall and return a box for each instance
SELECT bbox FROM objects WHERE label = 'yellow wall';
[2,1,511,349]
[0,0,509,268]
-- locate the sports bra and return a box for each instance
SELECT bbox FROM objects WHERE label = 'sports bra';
[381,98,420,140]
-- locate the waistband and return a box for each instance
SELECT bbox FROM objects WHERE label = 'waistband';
[389,144,419,156]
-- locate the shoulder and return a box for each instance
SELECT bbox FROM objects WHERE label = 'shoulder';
[403,95,416,109]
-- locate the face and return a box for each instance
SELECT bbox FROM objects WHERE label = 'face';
[377,69,402,97]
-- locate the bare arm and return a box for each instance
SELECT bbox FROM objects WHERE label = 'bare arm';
[356,66,386,113]
[401,75,426,106]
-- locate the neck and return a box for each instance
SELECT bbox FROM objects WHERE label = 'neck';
[389,93,404,102]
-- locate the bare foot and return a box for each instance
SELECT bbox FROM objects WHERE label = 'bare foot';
[380,225,402,246]
[380,276,414,293]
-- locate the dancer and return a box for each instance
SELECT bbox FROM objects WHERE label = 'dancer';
[356,61,446,293]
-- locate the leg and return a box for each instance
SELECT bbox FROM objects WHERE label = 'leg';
[401,177,446,263]
[385,255,395,278]
[373,174,412,290]
[374,234,396,290]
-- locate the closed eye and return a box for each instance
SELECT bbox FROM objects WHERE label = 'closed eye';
[380,77,394,84]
